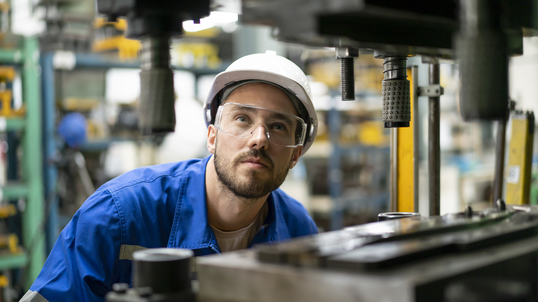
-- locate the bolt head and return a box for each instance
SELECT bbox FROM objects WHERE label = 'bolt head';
[336,47,359,58]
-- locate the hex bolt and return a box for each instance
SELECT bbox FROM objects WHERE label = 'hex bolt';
[464,205,473,218]
[336,47,358,101]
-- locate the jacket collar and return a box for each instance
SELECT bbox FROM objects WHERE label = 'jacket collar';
[167,155,289,252]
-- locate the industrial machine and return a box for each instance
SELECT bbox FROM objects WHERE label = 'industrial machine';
[239,0,533,215]
[198,203,538,302]
[96,0,210,134]
[96,0,538,301]
[104,203,538,301]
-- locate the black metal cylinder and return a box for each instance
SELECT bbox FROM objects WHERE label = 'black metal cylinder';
[341,57,355,101]
[139,36,176,134]
[429,63,441,216]
[140,36,171,70]
[133,248,193,294]
[382,57,410,128]
[456,0,508,121]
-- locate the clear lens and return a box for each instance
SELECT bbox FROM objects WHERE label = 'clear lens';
[215,103,307,147]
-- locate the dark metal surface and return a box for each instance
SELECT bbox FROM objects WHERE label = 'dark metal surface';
[428,62,440,216]
[138,36,176,134]
[327,211,538,271]
[241,0,459,56]
[256,206,519,268]
[456,0,509,121]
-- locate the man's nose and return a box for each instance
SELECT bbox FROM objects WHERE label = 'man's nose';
[248,124,270,150]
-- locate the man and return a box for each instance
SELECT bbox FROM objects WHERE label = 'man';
[21,51,319,302]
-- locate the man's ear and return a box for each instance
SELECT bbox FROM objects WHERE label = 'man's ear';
[207,125,217,154]
[289,146,303,169]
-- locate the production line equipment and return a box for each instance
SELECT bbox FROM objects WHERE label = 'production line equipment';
[96,0,211,134]
[240,0,536,214]
[105,204,538,301]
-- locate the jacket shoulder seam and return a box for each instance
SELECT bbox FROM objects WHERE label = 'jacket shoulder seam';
[107,188,125,288]
[107,170,185,193]
[167,177,189,247]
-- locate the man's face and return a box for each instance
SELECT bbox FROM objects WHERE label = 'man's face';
[207,83,302,199]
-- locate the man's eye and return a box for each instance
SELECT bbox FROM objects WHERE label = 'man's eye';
[272,123,287,131]
[236,116,249,123]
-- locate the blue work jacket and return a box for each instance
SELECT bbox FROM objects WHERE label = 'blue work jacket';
[22,156,317,302]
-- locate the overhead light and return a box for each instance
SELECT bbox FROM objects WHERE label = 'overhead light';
[183,11,238,33]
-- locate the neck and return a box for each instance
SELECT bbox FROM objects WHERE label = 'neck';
[205,156,268,231]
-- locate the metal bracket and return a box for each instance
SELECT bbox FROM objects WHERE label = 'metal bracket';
[417,84,444,97]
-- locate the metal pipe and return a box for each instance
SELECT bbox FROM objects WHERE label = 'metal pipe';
[429,63,440,216]
[390,128,398,212]
[140,36,171,70]
[492,117,507,205]
[412,65,419,213]
[138,35,176,134]
[457,0,508,121]
[340,58,355,100]
[336,47,358,101]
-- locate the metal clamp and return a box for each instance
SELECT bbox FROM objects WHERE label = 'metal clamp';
[418,84,444,97]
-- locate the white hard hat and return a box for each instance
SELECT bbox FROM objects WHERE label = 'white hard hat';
[204,50,317,156]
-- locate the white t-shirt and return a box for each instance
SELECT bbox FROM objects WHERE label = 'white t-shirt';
[210,203,268,252]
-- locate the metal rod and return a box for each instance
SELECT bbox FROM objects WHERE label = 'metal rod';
[492,117,507,205]
[412,65,419,213]
[390,128,398,212]
[340,57,355,100]
[429,63,440,216]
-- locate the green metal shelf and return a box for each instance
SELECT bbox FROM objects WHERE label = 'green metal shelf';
[0,117,26,132]
[1,182,29,200]
[0,251,27,270]
[0,49,23,64]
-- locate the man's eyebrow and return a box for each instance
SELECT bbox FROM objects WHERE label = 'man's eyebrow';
[230,105,295,124]
[229,106,258,114]
[269,112,294,124]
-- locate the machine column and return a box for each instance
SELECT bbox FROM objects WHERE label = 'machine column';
[429,62,440,216]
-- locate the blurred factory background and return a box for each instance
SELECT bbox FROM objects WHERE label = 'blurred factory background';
[0,0,533,300]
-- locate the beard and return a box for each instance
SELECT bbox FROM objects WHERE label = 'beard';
[214,138,292,200]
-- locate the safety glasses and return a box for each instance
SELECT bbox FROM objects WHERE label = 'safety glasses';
[214,103,307,148]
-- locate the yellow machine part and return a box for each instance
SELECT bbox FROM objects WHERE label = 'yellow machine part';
[0,66,15,81]
[94,17,127,31]
[396,68,415,212]
[0,275,8,287]
[0,204,16,219]
[359,121,387,147]
[0,67,25,117]
[93,36,140,60]
[172,42,222,69]
[506,112,535,205]
[93,18,140,60]
[0,233,19,254]
[0,90,25,117]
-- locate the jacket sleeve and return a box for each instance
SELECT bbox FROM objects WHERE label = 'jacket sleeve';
[23,188,123,302]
